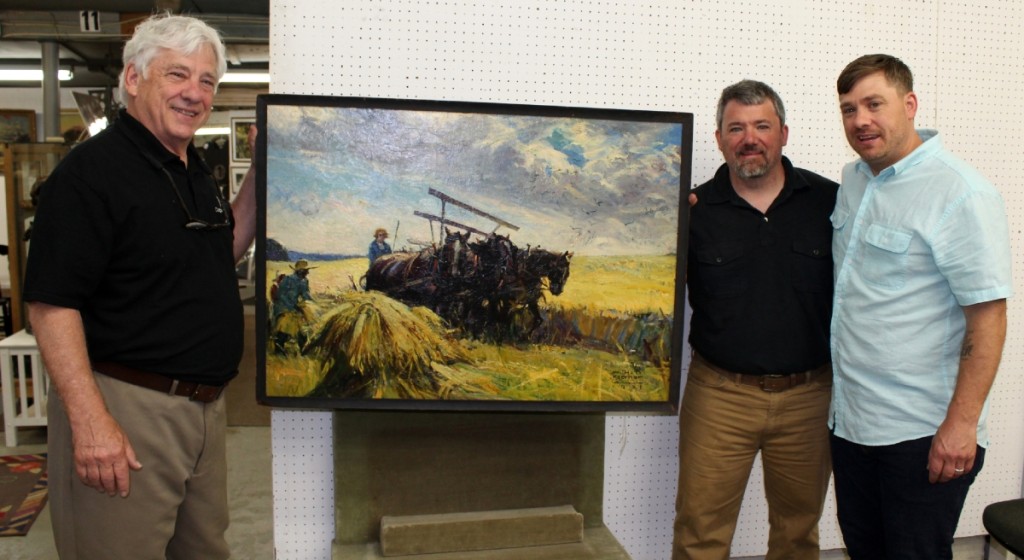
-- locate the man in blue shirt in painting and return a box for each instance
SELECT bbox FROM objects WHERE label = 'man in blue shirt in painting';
[272,259,315,353]
[830,54,1012,559]
[368,227,393,263]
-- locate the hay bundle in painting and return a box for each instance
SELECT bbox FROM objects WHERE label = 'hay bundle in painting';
[305,290,469,399]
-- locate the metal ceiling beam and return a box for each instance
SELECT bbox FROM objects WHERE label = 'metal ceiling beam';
[0,9,268,90]
[0,10,269,43]
[0,1,268,15]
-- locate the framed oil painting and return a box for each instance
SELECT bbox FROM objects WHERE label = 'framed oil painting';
[256,94,692,412]
[230,116,255,163]
[0,110,36,143]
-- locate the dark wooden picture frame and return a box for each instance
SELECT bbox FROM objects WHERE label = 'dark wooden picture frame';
[256,94,692,412]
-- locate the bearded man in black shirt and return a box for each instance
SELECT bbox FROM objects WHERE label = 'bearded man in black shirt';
[672,80,837,560]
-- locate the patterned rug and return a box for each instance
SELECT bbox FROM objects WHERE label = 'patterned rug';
[0,453,48,537]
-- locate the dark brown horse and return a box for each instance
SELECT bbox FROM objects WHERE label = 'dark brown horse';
[363,249,437,305]
[363,228,473,309]
[459,238,572,340]
[501,247,573,334]
[438,229,473,280]
[365,231,571,340]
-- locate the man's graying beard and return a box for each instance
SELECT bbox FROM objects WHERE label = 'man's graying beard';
[737,161,769,179]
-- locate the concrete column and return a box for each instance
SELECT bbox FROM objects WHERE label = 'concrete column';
[41,40,61,140]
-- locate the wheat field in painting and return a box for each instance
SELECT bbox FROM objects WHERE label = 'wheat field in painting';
[263,254,679,404]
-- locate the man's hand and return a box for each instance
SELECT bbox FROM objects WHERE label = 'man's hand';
[689,192,697,207]
[927,419,976,483]
[927,299,1006,484]
[29,301,145,498]
[72,411,143,497]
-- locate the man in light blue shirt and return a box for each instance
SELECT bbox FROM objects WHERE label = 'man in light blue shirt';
[830,54,1011,559]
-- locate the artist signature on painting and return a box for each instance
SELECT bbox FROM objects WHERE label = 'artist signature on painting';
[610,361,646,388]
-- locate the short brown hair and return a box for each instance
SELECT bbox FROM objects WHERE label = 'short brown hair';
[837,54,914,95]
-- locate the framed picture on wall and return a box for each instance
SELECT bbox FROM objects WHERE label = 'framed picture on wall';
[229,165,248,200]
[230,116,255,163]
[0,109,36,143]
[256,94,693,412]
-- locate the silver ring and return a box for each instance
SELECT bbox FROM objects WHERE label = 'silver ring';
[954,468,965,473]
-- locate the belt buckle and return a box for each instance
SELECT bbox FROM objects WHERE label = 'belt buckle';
[191,384,223,402]
[759,374,788,393]
[188,383,209,402]
[168,379,205,400]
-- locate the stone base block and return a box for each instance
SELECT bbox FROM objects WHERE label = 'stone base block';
[379,505,584,556]
[335,525,630,560]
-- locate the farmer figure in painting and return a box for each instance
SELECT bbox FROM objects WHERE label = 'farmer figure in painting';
[368,227,392,263]
[272,259,316,354]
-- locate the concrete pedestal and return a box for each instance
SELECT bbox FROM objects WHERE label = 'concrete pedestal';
[332,410,630,559]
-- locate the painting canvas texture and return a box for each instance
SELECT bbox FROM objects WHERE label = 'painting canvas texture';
[257,95,691,411]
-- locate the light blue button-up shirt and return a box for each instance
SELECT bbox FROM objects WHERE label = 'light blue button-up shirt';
[829,130,1012,447]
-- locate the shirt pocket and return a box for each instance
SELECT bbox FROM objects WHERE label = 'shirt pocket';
[694,241,749,298]
[862,223,912,289]
[830,207,849,232]
[791,236,833,292]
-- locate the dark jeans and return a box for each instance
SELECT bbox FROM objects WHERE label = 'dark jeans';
[830,433,985,560]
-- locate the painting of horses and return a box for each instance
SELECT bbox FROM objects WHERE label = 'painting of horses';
[256,94,692,411]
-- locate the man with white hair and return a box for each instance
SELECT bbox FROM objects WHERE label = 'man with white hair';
[24,13,256,559]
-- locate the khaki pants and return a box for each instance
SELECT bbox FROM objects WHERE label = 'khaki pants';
[672,354,832,560]
[48,373,230,560]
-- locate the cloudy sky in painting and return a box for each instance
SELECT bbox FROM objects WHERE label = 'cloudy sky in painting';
[264,104,684,257]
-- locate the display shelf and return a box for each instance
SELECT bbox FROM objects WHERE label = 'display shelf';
[0,329,49,446]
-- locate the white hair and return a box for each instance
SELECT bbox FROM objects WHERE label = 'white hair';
[117,13,227,105]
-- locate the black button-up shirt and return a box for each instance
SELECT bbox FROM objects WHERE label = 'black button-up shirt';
[686,157,837,375]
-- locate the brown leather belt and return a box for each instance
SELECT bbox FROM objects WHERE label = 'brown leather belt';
[91,361,227,403]
[693,353,830,393]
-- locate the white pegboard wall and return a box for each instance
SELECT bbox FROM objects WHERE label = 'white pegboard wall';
[272,1,690,110]
[268,1,1024,558]
[271,410,335,559]
[603,413,681,552]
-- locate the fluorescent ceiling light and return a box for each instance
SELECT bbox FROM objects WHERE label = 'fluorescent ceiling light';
[0,69,73,81]
[220,72,270,84]
[196,126,231,136]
